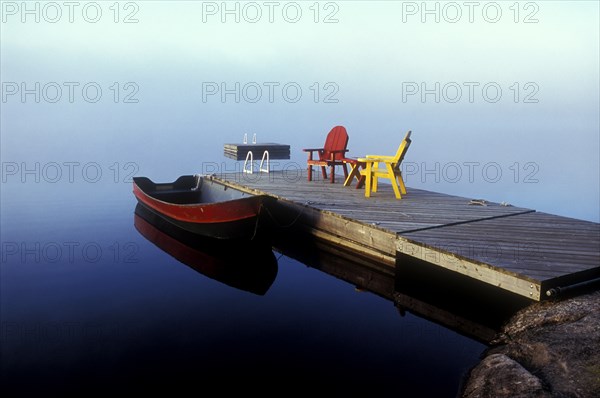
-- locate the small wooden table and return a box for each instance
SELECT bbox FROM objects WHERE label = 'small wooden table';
[343,158,366,188]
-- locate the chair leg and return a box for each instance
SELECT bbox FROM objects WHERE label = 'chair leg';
[390,182,402,199]
[387,164,401,199]
[398,174,407,194]
[321,166,327,180]
[364,163,372,198]
[342,163,348,179]
[330,165,335,183]
[372,162,379,192]
[307,165,313,181]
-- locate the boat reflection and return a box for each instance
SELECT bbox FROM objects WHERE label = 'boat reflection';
[134,204,278,295]
[272,230,531,344]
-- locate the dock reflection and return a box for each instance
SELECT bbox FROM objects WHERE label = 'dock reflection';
[134,201,531,343]
[272,230,531,344]
[134,204,278,295]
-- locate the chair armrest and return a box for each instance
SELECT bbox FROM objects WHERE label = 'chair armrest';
[328,149,349,154]
[358,156,393,163]
[365,154,394,160]
[328,149,349,162]
[304,148,324,161]
[358,157,386,163]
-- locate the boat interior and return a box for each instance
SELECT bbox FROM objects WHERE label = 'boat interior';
[135,175,250,205]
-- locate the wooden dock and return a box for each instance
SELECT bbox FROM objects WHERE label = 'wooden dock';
[213,171,600,301]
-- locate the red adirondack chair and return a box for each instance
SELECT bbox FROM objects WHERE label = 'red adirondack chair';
[303,126,349,183]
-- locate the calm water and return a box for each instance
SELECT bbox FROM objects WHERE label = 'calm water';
[2,1,598,395]
[1,180,486,396]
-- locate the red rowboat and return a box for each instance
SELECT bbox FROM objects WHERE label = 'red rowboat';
[133,175,269,240]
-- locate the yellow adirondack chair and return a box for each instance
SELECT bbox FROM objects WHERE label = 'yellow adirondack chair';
[358,131,412,199]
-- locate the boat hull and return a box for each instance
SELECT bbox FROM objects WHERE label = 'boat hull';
[133,175,268,240]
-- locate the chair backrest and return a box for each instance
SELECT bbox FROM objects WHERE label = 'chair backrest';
[392,130,412,170]
[321,125,348,161]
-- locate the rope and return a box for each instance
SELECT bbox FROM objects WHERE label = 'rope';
[250,202,264,240]
[262,201,307,228]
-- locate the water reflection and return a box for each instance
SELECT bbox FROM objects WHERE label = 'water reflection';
[134,204,278,295]
[272,230,531,344]
[134,201,530,344]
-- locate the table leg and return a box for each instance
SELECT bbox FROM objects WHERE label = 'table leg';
[344,161,367,188]
[343,163,360,186]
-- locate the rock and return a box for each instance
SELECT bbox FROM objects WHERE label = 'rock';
[462,353,549,398]
[462,291,600,398]
[495,291,600,342]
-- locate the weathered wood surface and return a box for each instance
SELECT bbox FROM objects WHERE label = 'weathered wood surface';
[402,212,600,292]
[214,171,600,301]
[219,171,533,231]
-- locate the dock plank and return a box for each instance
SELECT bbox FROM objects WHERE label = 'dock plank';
[214,171,600,301]
[220,172,533,231]
[402,212,600,286]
